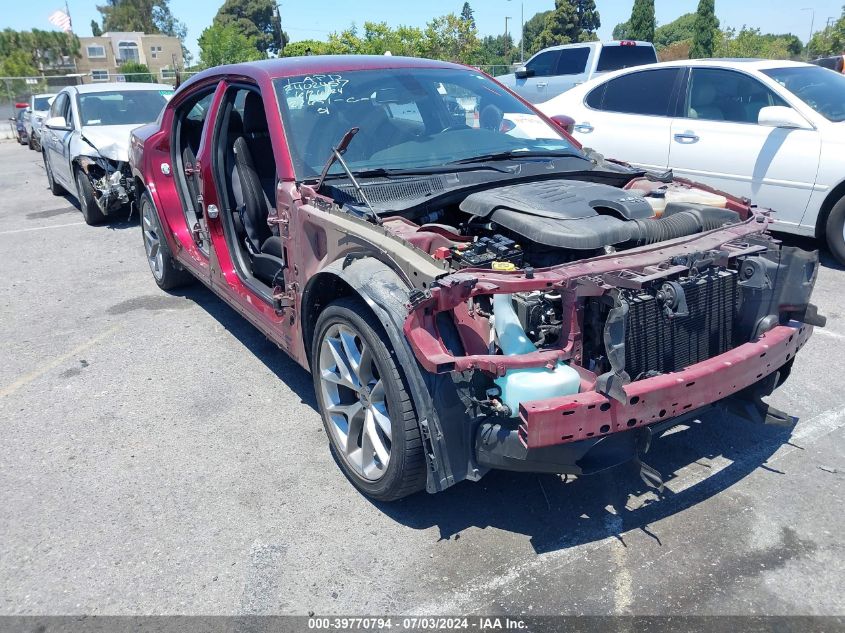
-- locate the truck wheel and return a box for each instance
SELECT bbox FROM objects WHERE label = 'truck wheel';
[825,196,845,266]
[312,297,427,501]
[140,191,194,291]
[75,168,107,226]
[43,152,65,196]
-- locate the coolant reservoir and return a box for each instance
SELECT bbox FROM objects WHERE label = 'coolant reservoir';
[665,188,727,208]
[492,294,580,416]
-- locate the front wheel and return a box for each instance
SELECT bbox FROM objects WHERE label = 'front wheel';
[312,297,426,501]
[140,191,194,291]
[825,196,845,266]
[75,168,107,225]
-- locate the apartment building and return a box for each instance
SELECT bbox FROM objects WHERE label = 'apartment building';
[76,32,183,83]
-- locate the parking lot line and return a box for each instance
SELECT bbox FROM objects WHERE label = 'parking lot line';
[0,324,122,399]
[0,222,86,236]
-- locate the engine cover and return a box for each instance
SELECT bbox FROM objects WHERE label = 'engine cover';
[460,180,655,250]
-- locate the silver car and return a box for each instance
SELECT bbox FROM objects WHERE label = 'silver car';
[41,82,173,225]
[23,93,55,151]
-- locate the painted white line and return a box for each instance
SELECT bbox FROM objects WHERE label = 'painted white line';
[0,324,122,399]
[0,221,85,236]
[411,402,845,614]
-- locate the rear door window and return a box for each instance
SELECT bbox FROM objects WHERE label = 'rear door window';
[526,50,561,78]
[685,68,787,124]
[596,45,658,72]
[590,68,680,116]
[555,48,590,75]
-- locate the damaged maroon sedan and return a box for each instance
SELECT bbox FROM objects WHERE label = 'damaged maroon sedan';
[130,57,825,500]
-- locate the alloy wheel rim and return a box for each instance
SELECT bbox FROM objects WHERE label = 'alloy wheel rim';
[141,201,164,281]
[318,323,393,481]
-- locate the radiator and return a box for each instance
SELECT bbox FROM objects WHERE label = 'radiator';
[623,268,739,379]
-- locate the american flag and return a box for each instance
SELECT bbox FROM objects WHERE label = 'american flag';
[48,9,72,33]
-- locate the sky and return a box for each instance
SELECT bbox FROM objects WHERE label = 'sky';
[1,0,843,60]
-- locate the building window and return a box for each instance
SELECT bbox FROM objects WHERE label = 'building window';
[91,69,109,82]
[117,41,140,63]
[160,67,176,80]
[86,45,106,59]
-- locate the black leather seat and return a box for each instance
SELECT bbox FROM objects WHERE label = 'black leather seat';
[230,93,284,287]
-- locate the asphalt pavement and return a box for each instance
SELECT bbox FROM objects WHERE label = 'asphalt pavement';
[0,140,843,616]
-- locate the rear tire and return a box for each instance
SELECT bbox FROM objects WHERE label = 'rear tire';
[28,135,35,150]
[825,196,845,266]
[43,152,65,195]
[140,191,194,291]
[311,297,427,501]
[75,168,107,226]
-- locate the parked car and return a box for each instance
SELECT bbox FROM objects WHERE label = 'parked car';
[11,107,29,146]
[496,40,658,103]
[131,56,822,501]
[23,93,55,151]
[811,55,844,73]
[536,59,845,264]
[42,82,173,225]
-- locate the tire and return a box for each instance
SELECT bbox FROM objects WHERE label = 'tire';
[311,297,427,501]
[825,196,845,266]
[140,191,194,291]
[28,135,35,150]
[75,168,107,226]
[43,152,65,195]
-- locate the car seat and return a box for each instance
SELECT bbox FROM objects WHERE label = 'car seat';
[689,81,725,121]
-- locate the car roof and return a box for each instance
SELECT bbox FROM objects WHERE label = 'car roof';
[635,58,813,71]
[537,40,654,53]
[72,82,174,94]
[32,93,56,98]
[181,55,466,89]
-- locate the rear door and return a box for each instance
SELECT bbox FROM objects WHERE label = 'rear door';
[668,67,821,228]
[573,67,683,169]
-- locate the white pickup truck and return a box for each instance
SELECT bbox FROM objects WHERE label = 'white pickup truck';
[496,40,658,103]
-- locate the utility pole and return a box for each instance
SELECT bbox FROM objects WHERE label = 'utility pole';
[802,7,815,60]
[505,16,512,59]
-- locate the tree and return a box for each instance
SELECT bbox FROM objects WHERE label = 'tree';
[653,13,696,50]
[690,0,719,58]
[214,0,287,56]
[423,13,480,63]
[522,10,552,55]
[536,0,600,50]
[91,20,103,37]
[714,27,798,60]
[629,0,655,42]
[612,21,632,40]
[0,28,79,72]
[807,7,845,58]
[283,40,330,57]
[197,22,264,68]
[461,2,476,31]
[118,61,155,82]
[96,0,186,39]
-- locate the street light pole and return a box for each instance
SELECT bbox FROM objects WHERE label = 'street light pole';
[506,0,525,63]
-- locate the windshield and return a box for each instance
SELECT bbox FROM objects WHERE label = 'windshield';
[33,96,52,111]
[762,65,845,122]
[274,67,581,180]
[78,90,169,127]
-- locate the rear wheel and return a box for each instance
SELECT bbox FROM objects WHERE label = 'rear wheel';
[825,196,845,266]
[75,168,107,226]
[312,297,426,501]
[43,152,65,195]
[140,191,194,291]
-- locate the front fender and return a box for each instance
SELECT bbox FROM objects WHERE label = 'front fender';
[304,257,474,494]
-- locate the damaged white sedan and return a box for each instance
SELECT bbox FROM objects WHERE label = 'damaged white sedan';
[41,82,173,225]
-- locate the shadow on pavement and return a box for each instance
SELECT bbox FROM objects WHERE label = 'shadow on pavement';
[375,411,794,554]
